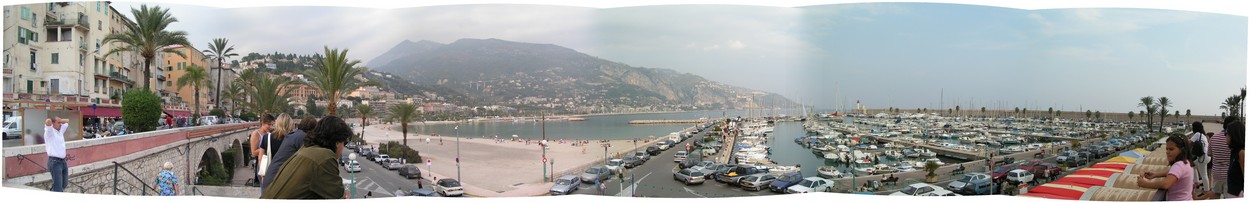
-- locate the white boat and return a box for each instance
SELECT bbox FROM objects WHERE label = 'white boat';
[823,152,842,160]
[818,166,847,179]
[837,145,851,152]
[872,164,899,174]
[925,158,945,166]
[851,160,876,176]
[921,149,938,157]
[883,150,903,159]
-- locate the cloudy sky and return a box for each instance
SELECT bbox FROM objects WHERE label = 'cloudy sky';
[101,1,1246,115]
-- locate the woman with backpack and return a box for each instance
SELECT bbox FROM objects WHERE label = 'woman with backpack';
[1190,122,1212,194]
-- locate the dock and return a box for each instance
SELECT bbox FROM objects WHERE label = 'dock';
[628,119,710,124]
[829,127,989,160]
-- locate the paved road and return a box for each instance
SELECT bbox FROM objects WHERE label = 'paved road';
[339,156,438,198]
[567,127,781,198]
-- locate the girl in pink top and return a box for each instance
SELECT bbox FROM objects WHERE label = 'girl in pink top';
[1138,135,1194,201]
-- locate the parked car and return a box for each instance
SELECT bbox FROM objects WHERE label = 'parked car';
[786,177,834,193]
[768,172,804,193]
[738,173,778,191]
[550,175,581,195]
[664,140,677,149]
[673,168,707,185]
[646,146,661,156]
[657,142,670,151]
[715,165,765,185]
[1029,163,1063,180]
[344,160,362,173]
[634,151,651,162]
[580,166,612,183]
[435,178,464,197]
[399,165,421,179]
[674,151,688,162]
[947,173,994,195]
[340,153,351,166]
[891,183,945,196]
[927,190,962,196]
[622,156,644,168]
[3,117,21,140]
[374,154,390,163]
[679,151,705,169]
[1006,169,1035,184]
[606,159,625,174]
[990,163,1020,183]
[405,189,438,197]
[386,160,403,170]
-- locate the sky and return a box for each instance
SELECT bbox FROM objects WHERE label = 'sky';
[96,1,1247,115]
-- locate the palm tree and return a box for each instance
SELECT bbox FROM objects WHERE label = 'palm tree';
[390,103,419,159]
[1186,109,1191,121]
[1139,96,1156,131]
[102,4,191,90]
[1128,111,1135,121]
[358,104,373,126]
[1221,95,1242,119]
[1086,110,1092,119]
[1174,110,1180,119]
[1048,107,1054,118]
[1095,111,1102,120]
[176,64,211,125]
[220,83,244,117]
[203,38,239,108]
[1157,97,1171,133]
[308,47,368,116]
[241,72,295,115]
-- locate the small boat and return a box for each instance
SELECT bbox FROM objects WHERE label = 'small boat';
[818,166,846,179]
[872,164,899,174]
[823,152,842,160]
[925,158,945,166]
[921,149,938,157]
[903,149,920,158]
[883,150,903,159]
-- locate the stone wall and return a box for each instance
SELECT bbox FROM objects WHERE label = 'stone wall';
[19,128,252,195]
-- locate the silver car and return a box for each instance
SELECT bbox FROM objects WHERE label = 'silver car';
[739,173,778,191]
[550,175,581,195]
[580,166,612,184]
[673,168,706,185]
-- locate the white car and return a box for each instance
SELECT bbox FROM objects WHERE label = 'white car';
[785,177,833,193]
[891,183,945,196]
[375,154,390,163]
[1006,169,1034,184]
[3,117,21,140]
[606,159,625,174]
[435,178,464,197]
[345,161,362,173]
[657,143,670,150]
[674,151,688,162]
[927,189,962,196]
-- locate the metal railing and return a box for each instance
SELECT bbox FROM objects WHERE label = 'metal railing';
[11,154,87,193]
[191,186,205,196]
[111,161,159,196]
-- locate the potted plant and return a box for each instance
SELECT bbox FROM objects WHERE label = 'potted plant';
[924,161,940,183]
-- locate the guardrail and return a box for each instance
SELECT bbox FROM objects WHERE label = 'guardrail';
[12,153,87,193]
[112,161,159,196]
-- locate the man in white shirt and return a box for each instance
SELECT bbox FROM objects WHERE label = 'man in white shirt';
[44,116,70,192]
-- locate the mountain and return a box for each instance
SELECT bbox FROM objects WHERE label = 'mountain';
[371,38,796,112]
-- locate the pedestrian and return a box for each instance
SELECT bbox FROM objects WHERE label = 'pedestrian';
[1136,135,1195,201]
[418,179,424,189]
[426,137,431,144]
[262,116,315,190]
[44,116,70,192]
[261,116,353,199]
[257,114,291,192]
[366,191,372,198]
[249,114,276,185]
[1190,122,1212,194]
[1201,118,1232,200]
[155,161,179,196]
[1224,120,1244,198]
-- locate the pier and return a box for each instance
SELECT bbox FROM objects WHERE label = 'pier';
[828,127,988,160]
[628,119,710,124]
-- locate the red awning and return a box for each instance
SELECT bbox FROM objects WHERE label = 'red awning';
[79,107,122,117]
[167,110,192,117]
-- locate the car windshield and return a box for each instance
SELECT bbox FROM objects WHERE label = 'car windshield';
[609,161,623,166]
[777,175,798,182]
[556,179,572,185]
[587,168,601,173]
[743,176,759,182]
[440,180,461,187]
[902,186,920,195]
[958,175,974,182]
[994,166,1012,173]
[798,180,815,187]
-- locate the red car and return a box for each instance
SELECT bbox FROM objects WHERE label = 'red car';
[990,163,1019,183]
[1029,163,1063,180]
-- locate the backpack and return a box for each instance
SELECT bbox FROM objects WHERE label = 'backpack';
[1189,133,1206,161]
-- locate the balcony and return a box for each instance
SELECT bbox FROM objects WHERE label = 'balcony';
[157,74,167,81]
[43,12,90,31]
[108,72,133,84]
[80,41,89,52]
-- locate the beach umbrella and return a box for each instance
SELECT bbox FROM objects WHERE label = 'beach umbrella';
[513,134,519,138]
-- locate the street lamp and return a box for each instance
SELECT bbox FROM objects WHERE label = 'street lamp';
[455,125,460,182]
[348,153,357,198]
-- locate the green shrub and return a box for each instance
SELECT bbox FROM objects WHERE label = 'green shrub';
[210,108,226,119]
[220,147,237,179]
[241,112,258,121]
[380,141,422,163]
[121,88,161,132]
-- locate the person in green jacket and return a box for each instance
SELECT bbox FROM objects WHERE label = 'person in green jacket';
[261,116,353,199]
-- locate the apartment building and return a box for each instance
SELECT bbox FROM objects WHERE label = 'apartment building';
[4,2,126,108]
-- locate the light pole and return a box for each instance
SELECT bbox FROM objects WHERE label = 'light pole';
[541,112,547,182]
[349,153,357,198]
[455,125,460,182]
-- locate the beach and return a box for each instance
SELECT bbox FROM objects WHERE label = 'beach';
[352,119,680,196]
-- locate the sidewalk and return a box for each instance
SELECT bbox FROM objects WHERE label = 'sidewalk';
[231,165,255,187]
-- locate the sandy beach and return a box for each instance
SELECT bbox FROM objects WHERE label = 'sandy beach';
[350,119,683,196]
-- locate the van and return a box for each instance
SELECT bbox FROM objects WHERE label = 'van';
[3,117,21,139]
[680,150,704,169]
